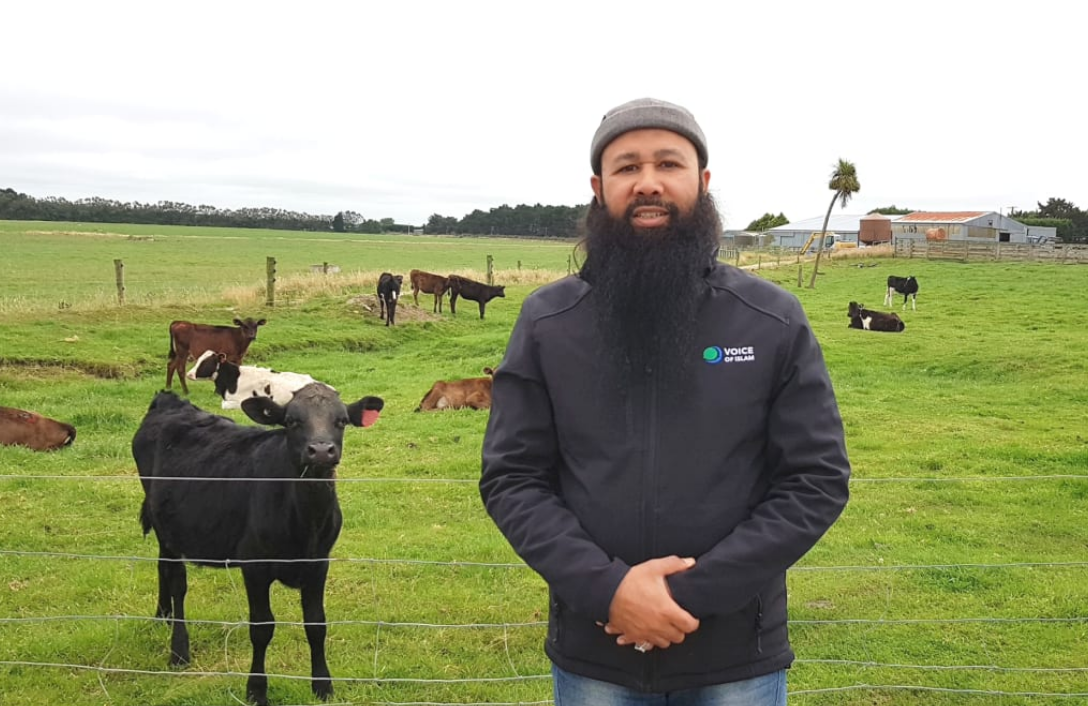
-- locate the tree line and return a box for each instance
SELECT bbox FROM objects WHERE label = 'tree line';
[0,187,589,239]
[4,186,1084,243]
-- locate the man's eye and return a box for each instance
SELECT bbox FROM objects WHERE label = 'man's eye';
[619,164,639,173]
[659,161,680,169]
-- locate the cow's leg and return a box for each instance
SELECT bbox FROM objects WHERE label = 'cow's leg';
[412,288,420,307]
[478,301,486,320]
[243,567,275,706]
[157,549,190,666]
[167,348,190,394]
[301,562,334,700]
[388,300,396,326]
[884,287,893,307]
[449,291,458,315]
[911,293,916,311]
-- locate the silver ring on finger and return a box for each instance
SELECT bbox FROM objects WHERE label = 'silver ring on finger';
[634,642,651,653]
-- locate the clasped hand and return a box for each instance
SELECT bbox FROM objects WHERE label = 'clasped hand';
[600,555,699,652]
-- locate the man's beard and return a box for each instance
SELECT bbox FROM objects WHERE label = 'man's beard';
[580,191,722,391]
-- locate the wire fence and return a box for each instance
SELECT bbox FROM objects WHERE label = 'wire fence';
[2,471,1087,704]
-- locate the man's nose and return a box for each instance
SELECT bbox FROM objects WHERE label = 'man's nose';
[633,166,663,196]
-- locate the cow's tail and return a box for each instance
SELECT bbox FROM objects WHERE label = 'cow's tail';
[168,327,178,361]
[139,499,153,536]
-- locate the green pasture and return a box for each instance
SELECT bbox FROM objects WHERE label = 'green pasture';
[1,221,1087,705]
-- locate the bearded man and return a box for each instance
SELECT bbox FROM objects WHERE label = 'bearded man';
[481,98,850,706]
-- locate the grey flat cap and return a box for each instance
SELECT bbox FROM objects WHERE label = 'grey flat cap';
[590,97,708,174]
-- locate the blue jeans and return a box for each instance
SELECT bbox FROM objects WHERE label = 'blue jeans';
[552,664,787,706]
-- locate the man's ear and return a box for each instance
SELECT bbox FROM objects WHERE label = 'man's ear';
[701,168,711,192]
[590,174,603,205]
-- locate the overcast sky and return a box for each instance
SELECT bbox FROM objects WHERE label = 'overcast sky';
[2,1,1081,230]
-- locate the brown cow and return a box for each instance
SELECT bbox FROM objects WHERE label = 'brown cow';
[409,269,449,313]
[166,317,266,394]
[0,405,76,451]
[447,275,505,320]
[415,368,494,412]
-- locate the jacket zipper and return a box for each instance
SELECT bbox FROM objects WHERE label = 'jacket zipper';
[644,364,659,689]
[755,594,764,655]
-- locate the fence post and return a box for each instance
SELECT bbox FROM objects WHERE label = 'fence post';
[797,264,803,287]
[486,254,494,285]
[113,259,125,306]
[266,256,277,307]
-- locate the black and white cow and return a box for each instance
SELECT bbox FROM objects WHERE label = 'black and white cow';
[186,350,327,409]
[133,385,383,706]
[848,301,905,332]
[377,272,403,326]
[884,275,919,310]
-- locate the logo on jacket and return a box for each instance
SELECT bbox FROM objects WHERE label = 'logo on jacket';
[703,345,755,365]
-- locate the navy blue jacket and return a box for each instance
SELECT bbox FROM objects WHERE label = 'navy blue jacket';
[480,263,850,692]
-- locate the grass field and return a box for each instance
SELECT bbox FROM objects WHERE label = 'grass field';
[1,221,1087,705]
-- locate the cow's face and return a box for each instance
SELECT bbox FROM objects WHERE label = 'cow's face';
[233,317,267,341]
[241,384,383,477]
[591,128,710,228]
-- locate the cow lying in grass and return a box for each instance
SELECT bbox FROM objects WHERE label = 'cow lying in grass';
[0,405,76,450]
[186,350,329,409]
[133,385,383,706]
[416,368,494,411]
[848,301,905,332]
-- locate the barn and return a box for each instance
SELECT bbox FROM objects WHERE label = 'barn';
[891,211,1057,244]
[766,214,886,249]
[765,211,1057,249]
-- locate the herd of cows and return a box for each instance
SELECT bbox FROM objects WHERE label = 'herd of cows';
[378,268,507,325]
[1,267,920,703]
[1,276,505,703]
[847,274,920,333]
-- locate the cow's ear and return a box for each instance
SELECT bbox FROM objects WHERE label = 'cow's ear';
[217,352,227,363]
[256,318,267,326]
[346,396,384,428]
[241,397,287,426]
[233,318,243,327]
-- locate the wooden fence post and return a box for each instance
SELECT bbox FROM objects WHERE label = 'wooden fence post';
[797,264,803,287]
[113,259,125,306]
[266,256,277,307]
[486,254,494,285]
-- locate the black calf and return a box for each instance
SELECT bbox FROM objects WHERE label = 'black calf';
[848,301,905,332]
[133,385,383,705]
[377,272,403,326]
[884,275,919,310]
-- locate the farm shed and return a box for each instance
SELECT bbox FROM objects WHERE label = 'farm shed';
[766,214,887,249]
[891,211,1054,244]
